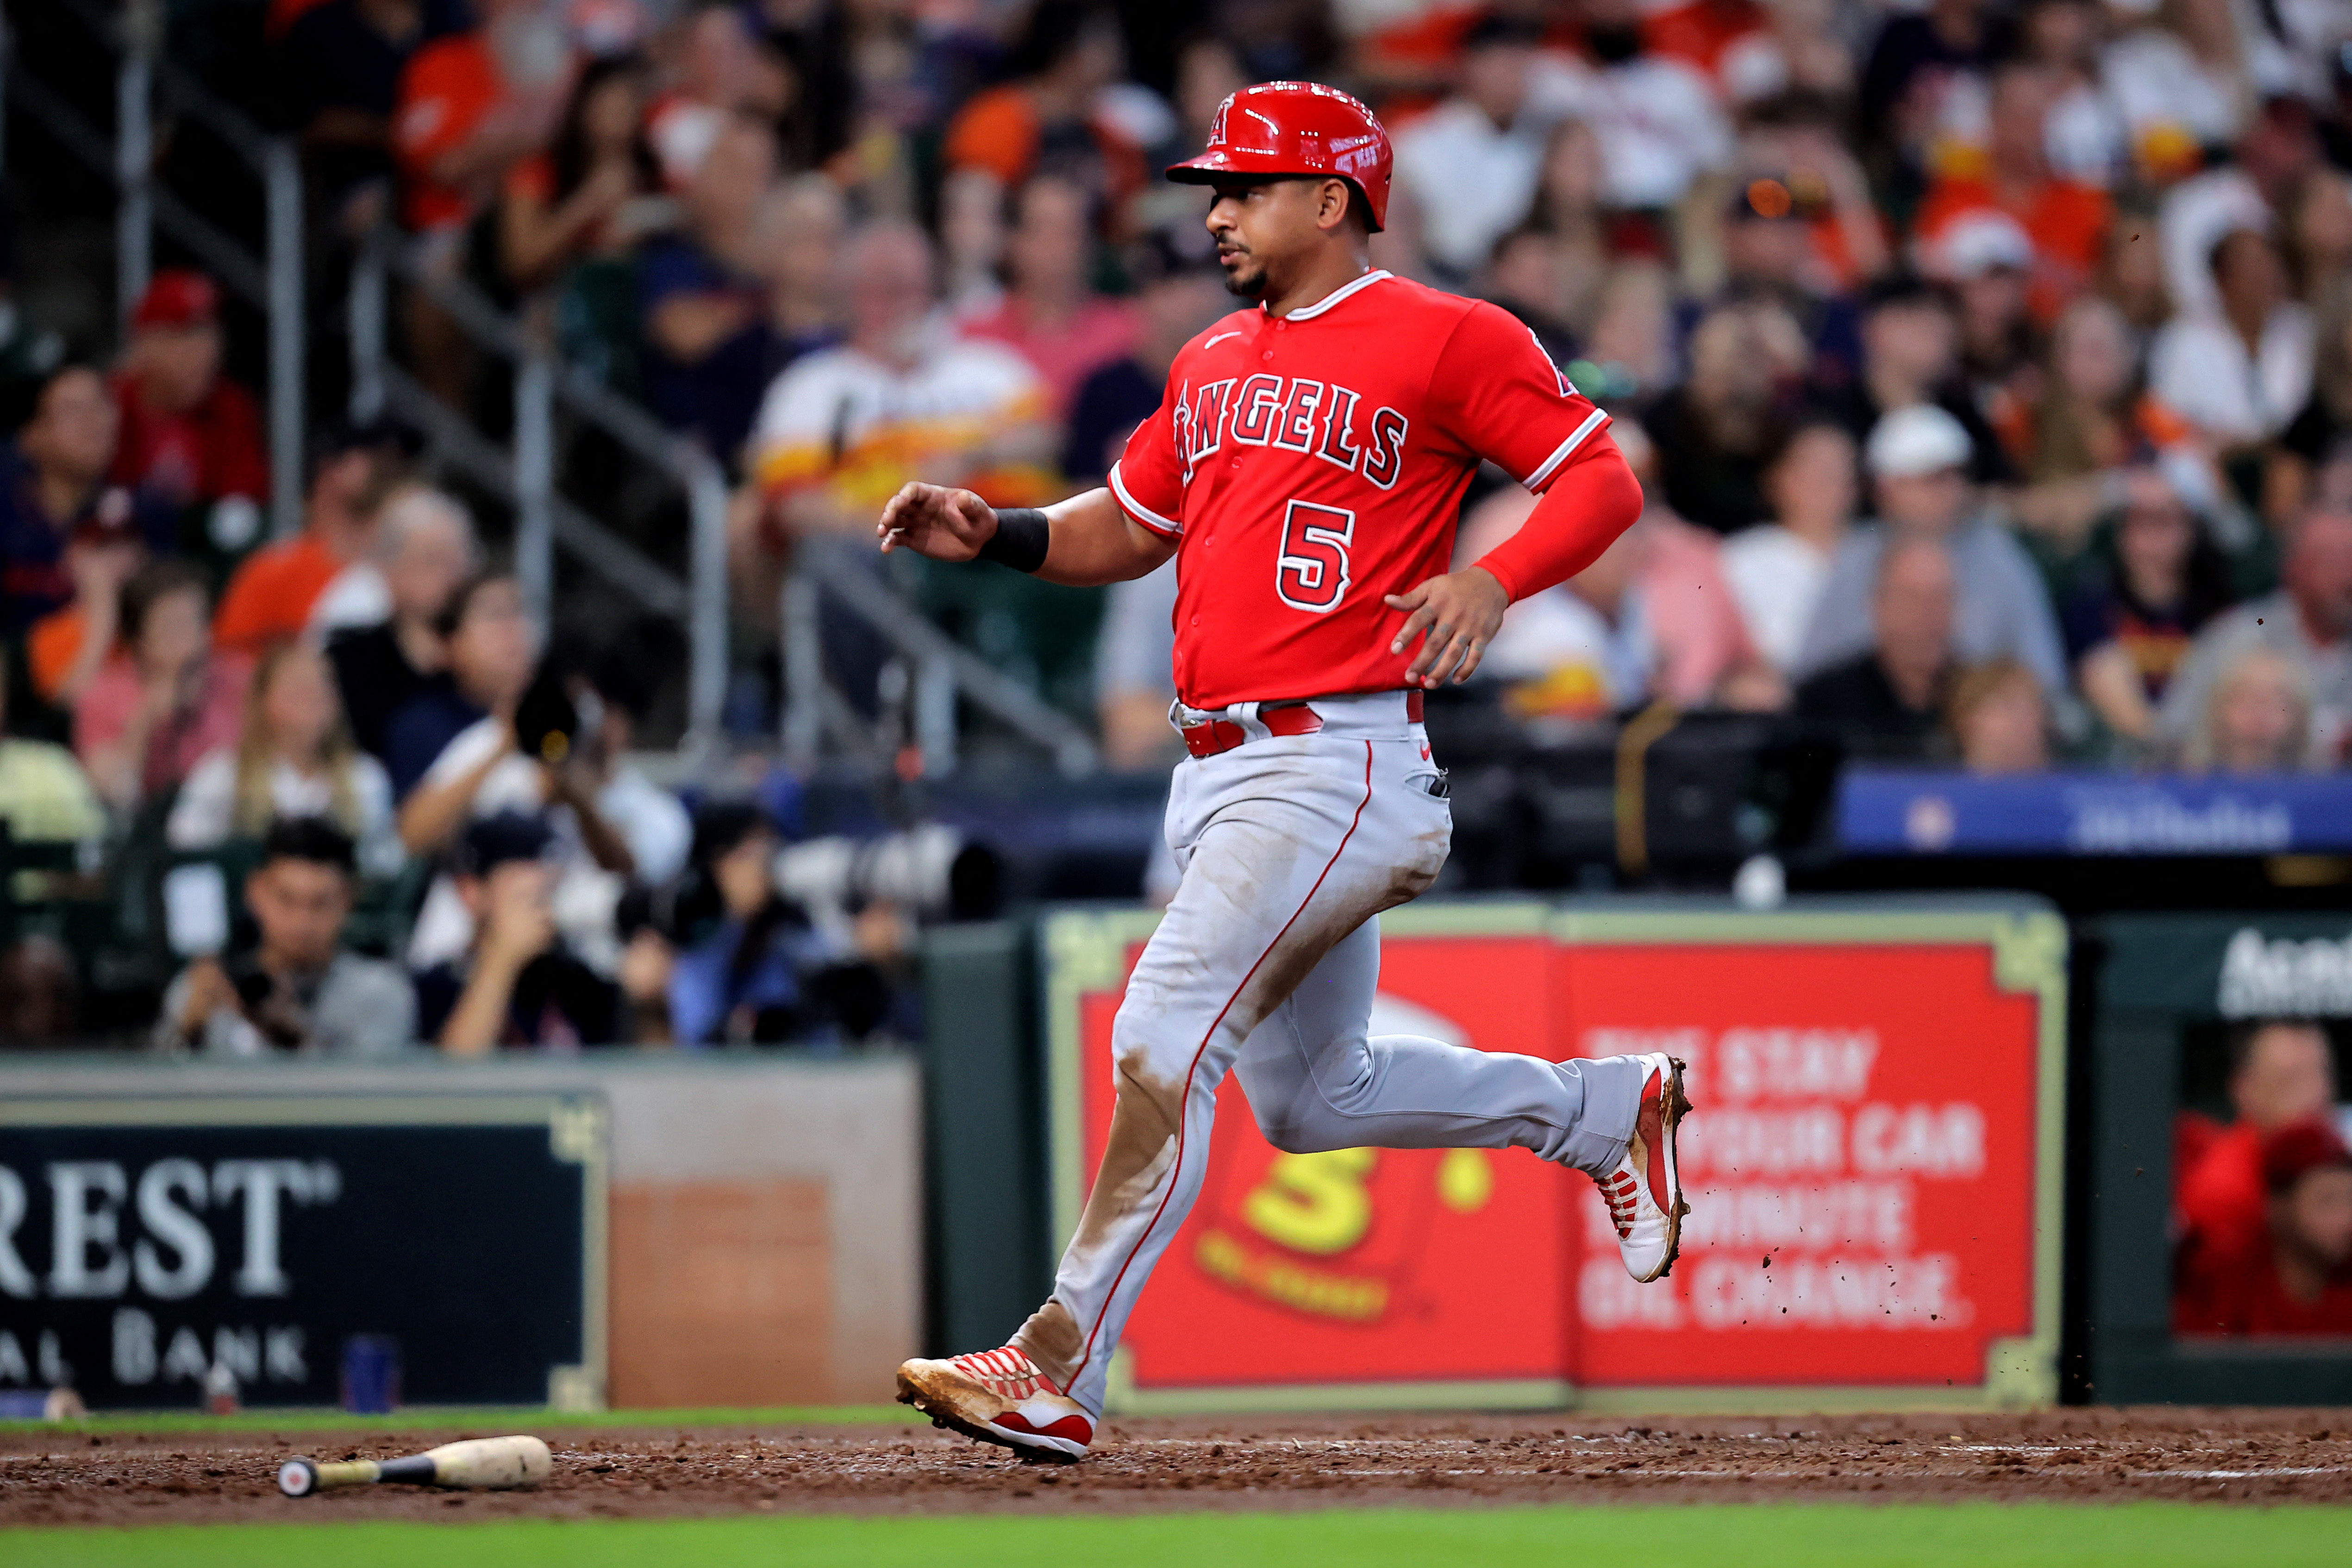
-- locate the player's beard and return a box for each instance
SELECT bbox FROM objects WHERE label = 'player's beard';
[1220,247,1268,300]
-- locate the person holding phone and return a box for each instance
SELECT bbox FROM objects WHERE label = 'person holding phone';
[386,569,637,975]
[156,816,414,1056]
[413,812,621,1052]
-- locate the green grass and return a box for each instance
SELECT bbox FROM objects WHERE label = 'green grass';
[0,1406,917,1436]
[6,1505,2351,1567]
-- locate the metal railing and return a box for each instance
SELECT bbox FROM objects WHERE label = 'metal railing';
[351,239,1098,775]
[784,550,1100,776]
[16,0,308,538]
[347,231,732,752]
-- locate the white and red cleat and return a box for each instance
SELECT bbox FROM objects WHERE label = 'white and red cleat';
[1595,1053,1691,1283]
[896,1344,1095,1461]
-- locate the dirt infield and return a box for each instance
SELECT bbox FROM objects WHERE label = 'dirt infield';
[3,1408,2348,1525]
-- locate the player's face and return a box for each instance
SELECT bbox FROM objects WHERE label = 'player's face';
[1204,177,1339,300]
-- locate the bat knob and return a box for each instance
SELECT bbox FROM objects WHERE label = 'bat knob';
[277,1459,319,1497]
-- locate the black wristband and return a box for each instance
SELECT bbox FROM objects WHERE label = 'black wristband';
[975,507,1050,573]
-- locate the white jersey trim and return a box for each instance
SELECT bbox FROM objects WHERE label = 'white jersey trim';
[1278,270,1395,322]
[1521,407,1611,492]
[1109,462,1182,537]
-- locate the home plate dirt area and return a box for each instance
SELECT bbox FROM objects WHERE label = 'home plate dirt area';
[5,1410,2349,1524]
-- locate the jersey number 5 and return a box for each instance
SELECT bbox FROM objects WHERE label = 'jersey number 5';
[1275,500,1355,614]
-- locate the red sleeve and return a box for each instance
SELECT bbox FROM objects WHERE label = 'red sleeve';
[1470,438,1643,603]
[1106,387,1184,538]
[1425,300,1613,492]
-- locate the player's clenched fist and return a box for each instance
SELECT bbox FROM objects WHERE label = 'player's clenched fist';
[1385,566,1507,687]
[877,482,995,561]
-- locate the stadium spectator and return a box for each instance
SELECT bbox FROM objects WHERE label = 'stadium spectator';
[156,815,415,1056]
[383,568,535,810]
[167,642,401,876]
[1945,656,2050,774]
[2150,227,2316,451]
[393,0,574,400]
[570,631,693,888]
[389,571,637,974]
[75,560,250,814]
[1642,299,1805,534]
[1858,0,1997,174]
[1819,273,2013,486]
[1916,60,2113,300]
[326,484,475,760]
[644,5,762,189]
[965,175,1139,420]
[495,52,667,297]
[1722,420,1858,676]
[2269,277,2352,525]
[1707,163,1870,383]
[1093,559,1181,771]
[1795,534,1959,760]
[0,646,103,849]
[0,935,79,1046]
[1642,0,1769,91]
[746,222,1052,544]
[212,419,408,657]
[108,271,269,554]
[1576,259,1677,400]
[638,112,781,464]
[2283,169,2352,308]
[2180,646,2315,775]
[1476,506,1658,724]
[943,3,1141,209]
[1795,405,2066,694]
[939,168,1011,321]
[2061,465,2234,747]
[663,799,851,1046]
[1,366,175,713]
[2175,1118,2352,1336]
[392,0,571,237]
[1389,12,1552,281]
[2177,1020,2346,1324]
[1932,211,2038,429]
[1522,118,1608,326]
[274,0,428,222]
[2160,509,2352,766]
[756,174,848,381]
[1486,225,1582,368]
[414,811,622,1052]
[2008,295,2202,549]
[1542,0,1735,215]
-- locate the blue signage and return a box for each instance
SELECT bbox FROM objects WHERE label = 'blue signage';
[1838,771,2352,856]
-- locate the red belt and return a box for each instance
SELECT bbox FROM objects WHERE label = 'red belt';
[1179,691,1423,759]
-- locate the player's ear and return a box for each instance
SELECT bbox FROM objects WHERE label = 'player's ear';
[1316,178,1353,234]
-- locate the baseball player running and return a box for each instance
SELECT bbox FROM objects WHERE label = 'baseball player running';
[885,82,1686,1461]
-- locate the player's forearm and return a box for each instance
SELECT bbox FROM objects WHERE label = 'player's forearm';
[1033,488,1178,587]
[1470,442,1644,602]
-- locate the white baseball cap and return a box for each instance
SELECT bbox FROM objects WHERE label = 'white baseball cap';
[1866,404,1973,479]
[1923,209,2035,282]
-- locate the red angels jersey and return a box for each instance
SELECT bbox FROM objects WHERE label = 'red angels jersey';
[1108,269,1613,710]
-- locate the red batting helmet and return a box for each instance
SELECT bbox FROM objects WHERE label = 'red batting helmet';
[1165,81,1394,232]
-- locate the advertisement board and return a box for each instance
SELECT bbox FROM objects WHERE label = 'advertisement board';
[0,1094,607,1410]
[1044,900,2064,1413]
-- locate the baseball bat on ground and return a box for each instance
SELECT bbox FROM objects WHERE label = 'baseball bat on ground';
[277,1435,552,1496]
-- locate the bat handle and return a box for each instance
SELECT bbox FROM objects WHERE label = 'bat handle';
[278,1458,381,1495]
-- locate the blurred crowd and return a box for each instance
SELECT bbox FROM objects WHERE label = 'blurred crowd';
[249,0,2352,775]
[2174,1019,2352,1334]
[0,314,907,1052]
[9,0,2352,1050]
